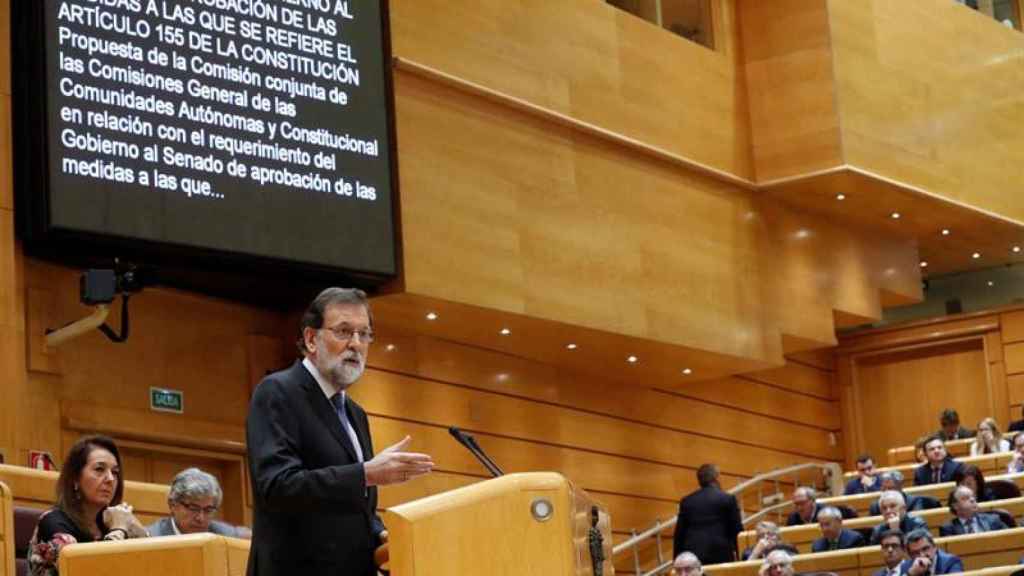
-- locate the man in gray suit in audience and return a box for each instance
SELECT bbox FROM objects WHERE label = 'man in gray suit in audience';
[148,467,248,538]
[938,486,1007,536]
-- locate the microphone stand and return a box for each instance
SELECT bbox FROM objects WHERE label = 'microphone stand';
[448,426,504,477]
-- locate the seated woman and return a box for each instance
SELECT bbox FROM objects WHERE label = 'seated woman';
[970,417,1011,456]
[953,464,996,502]
[28,435,149,575]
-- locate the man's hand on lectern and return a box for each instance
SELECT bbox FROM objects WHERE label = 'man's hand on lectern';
[365,436,434,486]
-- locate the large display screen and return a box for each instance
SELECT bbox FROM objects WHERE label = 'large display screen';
[15,0,398,281]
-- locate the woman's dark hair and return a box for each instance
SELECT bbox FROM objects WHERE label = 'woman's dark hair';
[952,464,986,500]
[56,435,125,530]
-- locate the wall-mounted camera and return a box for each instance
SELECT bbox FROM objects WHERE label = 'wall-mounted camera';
[48,263,150,347]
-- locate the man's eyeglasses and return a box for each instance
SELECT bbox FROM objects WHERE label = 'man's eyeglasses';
[322,325,375,344]
[880,543,903,551]
[179,502,219,516]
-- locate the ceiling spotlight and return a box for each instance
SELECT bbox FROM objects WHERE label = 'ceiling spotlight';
[891,212,901,219]
[499,328,511,336]
[836,194,846,201]
[941,229,951,236]
[385,344,396,351]
[566,343,578,350]
[972,252,981,259]
[425,312,438,320]
[988,281,995,287]
[920,261,928,268]
[682,368,693,375]
[627,355,638,363]
[1014,246,1022,253]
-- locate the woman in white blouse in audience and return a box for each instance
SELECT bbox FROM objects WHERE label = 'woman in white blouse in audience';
[970,417,1011,456]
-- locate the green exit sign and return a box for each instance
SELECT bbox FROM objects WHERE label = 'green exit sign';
[150,387,184,414]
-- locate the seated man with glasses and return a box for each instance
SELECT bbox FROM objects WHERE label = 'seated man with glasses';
[671,552,704,576]
[758,549,794,576]
[148,467,247,538]
[900,529,963,576]
[874,530,907,576]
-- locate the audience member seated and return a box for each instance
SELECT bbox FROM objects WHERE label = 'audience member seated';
[939,485,1008,536]
[27,435,149,576]
[786,487,820,526]
[870,491,927,544]
[914,436,964,486]
[874,530,907,576]
[845,454,881,495]
[900,529,963,575]
[758,550,794,576]
[869,471,939,516]
[741,521,799,561]
[1008,406,1024,433]
[1008,434,1024,473]
[970,417,1010,456]
[952,464,996,502]
[147,468,248,538]
[811,506,865,552]
[671,552,704,576]
[937,409,975,442]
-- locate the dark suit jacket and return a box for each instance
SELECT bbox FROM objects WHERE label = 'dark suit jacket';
[913,459,963,486]
[845,477,881,495]
[937,427,975,441]
[246,361,383,576]
[1008,420,1024,433]
[786,504,820,526]
[899,550,964,575]
[938,512,1008,536]
[811,528,865,553]
[672,485,743,565]
[147,517,243,538]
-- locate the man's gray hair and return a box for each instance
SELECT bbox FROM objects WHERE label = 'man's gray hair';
[905,528,934,547]
[756,520,780,535]
[817,506,842,521]
[793,486,817,500]
[878,490,905,508]
[765,549,793,565]
[879,470,904,484]
[168,467,223,506]
[674,551,702,569]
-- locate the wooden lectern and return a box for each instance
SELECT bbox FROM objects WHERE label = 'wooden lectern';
[384,472,614,575]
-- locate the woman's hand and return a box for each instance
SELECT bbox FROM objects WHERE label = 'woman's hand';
[103,503,149,538]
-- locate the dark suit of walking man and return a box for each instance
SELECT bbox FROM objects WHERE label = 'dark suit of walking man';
[246,288,434,576]
[673,464,743,565]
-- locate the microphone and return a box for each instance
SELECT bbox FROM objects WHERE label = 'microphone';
[448,426,504,477]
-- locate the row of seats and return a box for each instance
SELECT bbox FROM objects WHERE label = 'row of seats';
[842,452,1015,487]
[710,527,1024,576]
[817,472,1024,517]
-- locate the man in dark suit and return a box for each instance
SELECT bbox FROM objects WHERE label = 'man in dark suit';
[1008,406,1024,433]
[870,491,927,544]
[672,463,743,565]
[937,409,974,441]
[785,487,820,526]
[246,288,435,576]
[811,506,865,552]
[146,467,247,538]
[938,486,1008,536]
[900,529,963,575]
[845,454,881,495]
[873,530,907,576]
[913,436,963,486]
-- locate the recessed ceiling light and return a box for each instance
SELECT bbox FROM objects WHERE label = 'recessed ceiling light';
[920,261,928,268]
[566,343,578,350]
[627,355,638,363]
[385,344,396,352]
[972,252,981,259]
[988,281,995,287]
[499,328,511,336]
[891,212,901,219]
[425,312,438,320]
[682,368,693,375]
[1014,246,1022,253]
[836,194,846,201]
[941,229,951,236]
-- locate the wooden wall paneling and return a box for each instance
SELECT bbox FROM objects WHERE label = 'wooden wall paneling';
[26,288,61,375]
[738,0,844,181]
[1005,342,1024,375]
[366,332,840,460]
[840,315,998,354]
[1004,311,1024,345]
[787,349,836,372]
[246,334,287,397]
[1008,374,1024,408]
[988,361,1010,429]
[986,331,1004,363]
[741,361,835,399]
[827,0,1024,223]
[0,96,11,212]
[674,376,840,431]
